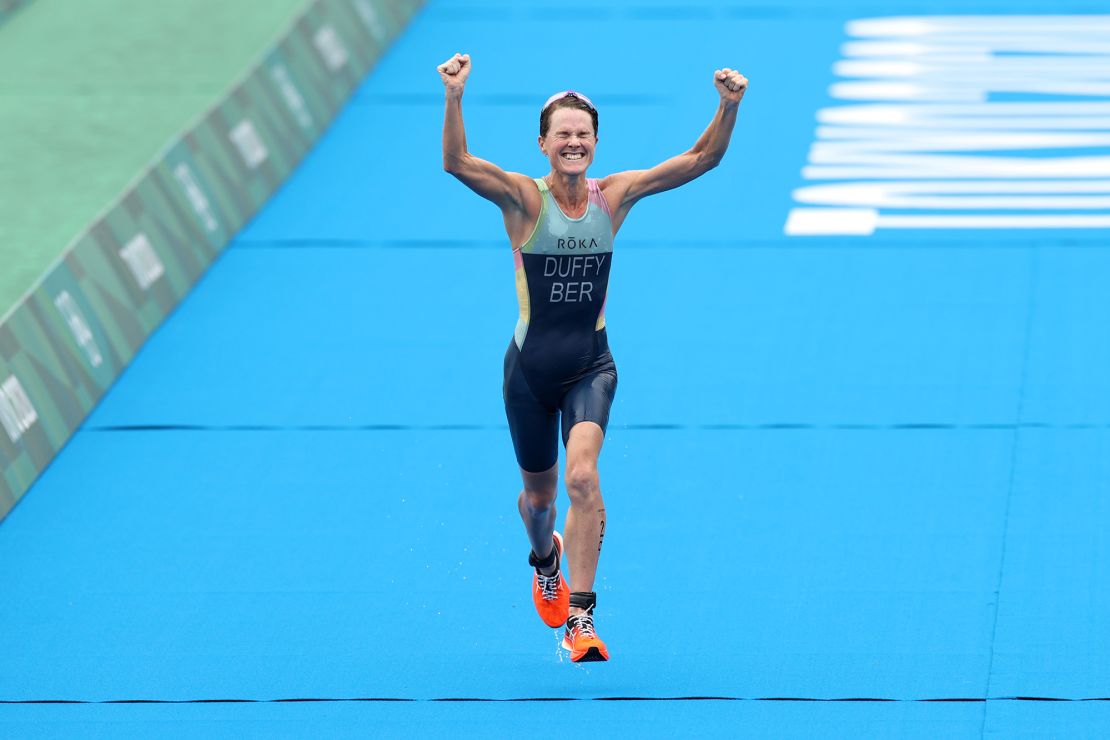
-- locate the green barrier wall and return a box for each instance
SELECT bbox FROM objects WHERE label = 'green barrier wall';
[0,0,309,311]
[0,0,423,518]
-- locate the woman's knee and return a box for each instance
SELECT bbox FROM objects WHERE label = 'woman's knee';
[523,485,557,512]
[564,463,600,504]
[520,463,557,510]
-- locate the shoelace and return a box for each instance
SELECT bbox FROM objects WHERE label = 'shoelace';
[571,612,596,639]
[536,570,561,601]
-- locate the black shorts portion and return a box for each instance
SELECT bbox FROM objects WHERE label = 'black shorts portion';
[502,338,618,473]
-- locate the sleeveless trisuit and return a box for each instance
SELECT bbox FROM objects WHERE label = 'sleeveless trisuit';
[503,178,618,472]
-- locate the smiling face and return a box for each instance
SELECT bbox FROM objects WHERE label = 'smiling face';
[539,107,597,177]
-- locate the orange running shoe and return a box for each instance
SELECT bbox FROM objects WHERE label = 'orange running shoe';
[530,532,569,627]
[561,610,609,662]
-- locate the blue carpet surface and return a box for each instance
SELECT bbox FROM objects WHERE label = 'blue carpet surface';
[2,0,1109,736]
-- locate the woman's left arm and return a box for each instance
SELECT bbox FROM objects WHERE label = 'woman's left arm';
[601,69,748,225]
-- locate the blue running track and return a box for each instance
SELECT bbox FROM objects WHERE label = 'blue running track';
[3,0,1110,736]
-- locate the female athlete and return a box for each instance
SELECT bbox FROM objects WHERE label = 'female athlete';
[438,53,747,662]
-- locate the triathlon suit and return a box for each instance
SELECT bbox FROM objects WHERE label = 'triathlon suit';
[503,177,618,473]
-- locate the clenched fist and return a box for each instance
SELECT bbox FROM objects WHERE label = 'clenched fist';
[437,53,471,93]
[714,68,748,105]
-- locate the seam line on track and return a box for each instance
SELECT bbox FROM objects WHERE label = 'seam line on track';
[83,423,1110,432]
[3,696,1110,705]
[979,247,1040,737]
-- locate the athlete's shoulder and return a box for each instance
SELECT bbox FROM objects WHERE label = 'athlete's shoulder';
[511,173,544,208]
[594,174,633,217]
[595,171,643,202]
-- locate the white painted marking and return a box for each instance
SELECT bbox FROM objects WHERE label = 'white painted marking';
[786,209,1110,236]
[830,80,1110,102]
[229,120,269,169]
[848,16,1110,36]
[172,163,218,233]
[819,102,1110,120]
[785,208,879,235]
[354,0,388,43]
[118,233,165,291]
[789,15,1110,235]
[54,291,103,368]
[0,375,37,443]
[829,81,981,101]
[845,39,1110,55]
[313,26,349,71]
[816,118,1110,131]
[270,63,313,130]
[802,156,1110,179]
[834,58,1110,78]
[880,214,1110,229]
[811,131,1110,153]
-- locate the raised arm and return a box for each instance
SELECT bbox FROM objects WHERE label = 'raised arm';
[601,68,748,228]
[438,53,533,213]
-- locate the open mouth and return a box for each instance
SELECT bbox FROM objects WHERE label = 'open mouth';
[561,152,585,161]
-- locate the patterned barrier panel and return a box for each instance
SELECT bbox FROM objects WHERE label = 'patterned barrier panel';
[0,0,423,518]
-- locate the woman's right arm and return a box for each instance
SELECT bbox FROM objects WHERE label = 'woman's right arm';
[438,53,532,212]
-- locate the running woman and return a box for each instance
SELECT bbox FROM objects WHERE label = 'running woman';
[437,53,747,662]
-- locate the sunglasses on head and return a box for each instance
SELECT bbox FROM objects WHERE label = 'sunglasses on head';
[541,90,596,113]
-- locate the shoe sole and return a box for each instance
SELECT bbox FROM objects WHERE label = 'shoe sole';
[572,646,608,663]
[560,636,609,662]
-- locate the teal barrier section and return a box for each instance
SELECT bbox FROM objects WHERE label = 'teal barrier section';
[0,0,424,519]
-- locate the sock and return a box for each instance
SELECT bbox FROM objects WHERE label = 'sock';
[528,547,558,576]
[569,591,596,613]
